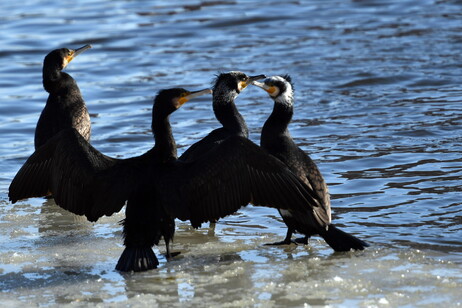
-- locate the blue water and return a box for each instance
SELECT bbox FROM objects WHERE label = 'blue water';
[0,0,461,306]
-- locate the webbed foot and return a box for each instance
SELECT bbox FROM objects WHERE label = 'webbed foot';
[164,251,181,260]
[264,239,298,246]
[294,236,309,245]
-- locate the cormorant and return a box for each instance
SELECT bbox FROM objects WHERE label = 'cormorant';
[178,71,268,227]
[9,85,321,272]
[179,71,262,162]
[35,44,92,149]
[253,75,368,251]
[179,72,328,230]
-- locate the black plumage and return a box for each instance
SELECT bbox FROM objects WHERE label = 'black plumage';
[9,84,322,272]
[179,71,263,162]
[253,75,368,251]
[35,44,92,149]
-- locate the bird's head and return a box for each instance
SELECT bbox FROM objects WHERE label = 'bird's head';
[213,71,266,97]
[252,75,294,104]
[44,44,92,71]
[154,88,212,116]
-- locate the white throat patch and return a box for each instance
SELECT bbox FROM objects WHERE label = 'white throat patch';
[271,76,293,107]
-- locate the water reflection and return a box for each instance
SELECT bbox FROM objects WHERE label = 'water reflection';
[121,252,248,304]
[37,198,91,236]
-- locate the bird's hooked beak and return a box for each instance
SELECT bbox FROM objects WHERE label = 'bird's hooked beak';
[73,44,92,57]
[238,74,266,92]
[65,44,92,67]
[252,79,278,96]
[177,88,213,107]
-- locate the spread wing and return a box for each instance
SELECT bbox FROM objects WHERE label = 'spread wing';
[161,136,325,228]
[9,128,151,222]
[178,128,228,162]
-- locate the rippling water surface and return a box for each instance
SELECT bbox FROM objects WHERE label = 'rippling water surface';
[0,0,461,306]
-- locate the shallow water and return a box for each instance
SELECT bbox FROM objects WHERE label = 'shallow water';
[0,0,461,306]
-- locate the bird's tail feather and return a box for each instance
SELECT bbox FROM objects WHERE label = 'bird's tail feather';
[115,247,159,272]
[319,224,369,251]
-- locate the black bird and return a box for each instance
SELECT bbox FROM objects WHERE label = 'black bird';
[178,71,267,227]
[253,75,368,251]
[179,72,327,229]
[179,71,261,162]
[9,85,320,272]
[35,44,92,149]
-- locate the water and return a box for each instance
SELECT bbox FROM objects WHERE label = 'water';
[1,0,461,306]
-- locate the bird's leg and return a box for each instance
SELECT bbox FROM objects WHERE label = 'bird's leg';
[207,220,216,236]
[209,220,216,229]
[264,228,298,246]
[164,237,180,260]
[160,216,180,260]
[294,235,309,245]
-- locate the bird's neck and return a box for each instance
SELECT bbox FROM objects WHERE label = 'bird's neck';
[261,102,293,142]
[212,92,249,137]
[152,114,177,162]
[42,68,79,97]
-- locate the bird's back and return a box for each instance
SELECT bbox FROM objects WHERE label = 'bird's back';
[35,92,90,149]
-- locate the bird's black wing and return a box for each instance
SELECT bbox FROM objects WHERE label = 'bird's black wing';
[178,128,228,162]
[297,148,332,225]
[9,128,150,222]
[161,136,324,228]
